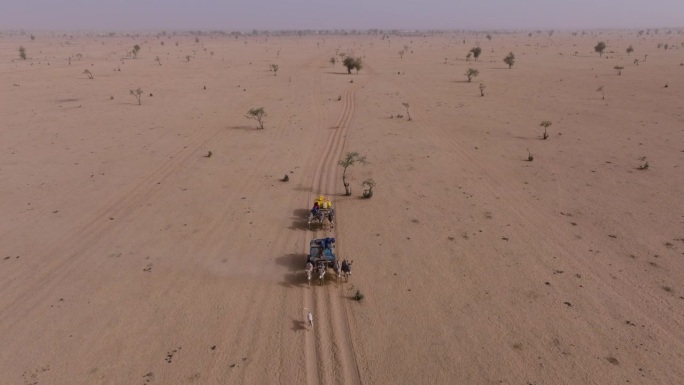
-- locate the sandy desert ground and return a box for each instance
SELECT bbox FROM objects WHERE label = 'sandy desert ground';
[1,29,683,384]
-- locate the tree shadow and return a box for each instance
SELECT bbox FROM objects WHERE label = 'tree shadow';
[325,71,354,75]
[227,125,256,130]
[293,184,312,192]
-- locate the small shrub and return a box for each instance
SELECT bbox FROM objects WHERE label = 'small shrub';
[83,69,94,79]
[540,121,552,139]
[281,174,289,182]
[361,178,376,198]
[19,46,27,60]
[596,86,605,100]
[527,149,534,161]
[402,102,411,121]
[353,290,365,301]
[204,151,212,158]
[479,83,485,96]
[270,64,278,75]
[638,161,649,170]
[246,107,266,129]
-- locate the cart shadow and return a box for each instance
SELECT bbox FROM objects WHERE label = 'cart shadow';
[276,253,306,288]
[289,208,310,231]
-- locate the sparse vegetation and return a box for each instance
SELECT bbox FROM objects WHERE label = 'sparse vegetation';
[129,88,143,105]
[402,102,411,121]
[342,56,363,74]
[362,178,376,198]
[594,41,606,57]
[338,152,368,196]
[470,47,482,61]
[465,68,479,82]
[596,85,605,100]
[503,52,515,69]
[246,107,267,129]
[540,121,552,139]
[83,69,94,79]
[19,46,26,60]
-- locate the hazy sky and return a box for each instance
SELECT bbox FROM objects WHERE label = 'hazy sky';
[2,0,683,31]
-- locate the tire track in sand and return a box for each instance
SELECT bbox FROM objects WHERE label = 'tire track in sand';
[303,64,376,385]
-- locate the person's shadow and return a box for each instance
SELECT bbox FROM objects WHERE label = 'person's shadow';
[292,318,307,332]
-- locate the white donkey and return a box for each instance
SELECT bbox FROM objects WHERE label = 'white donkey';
[305,262,314,287]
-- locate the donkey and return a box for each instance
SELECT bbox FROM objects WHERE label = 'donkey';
[341,260,353,282]
[326,208,335,229]
[305,262,314,287]
[317,263,327,286]
[307,211,324,229]
[334,260,342,283]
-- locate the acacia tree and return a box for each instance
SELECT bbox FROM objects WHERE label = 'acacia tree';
[132,44,141,58]
[594,41,606,57]
[626,45,634,55]
[83,69,94,79]
[503,52,515,68]
[130,88,143,105]
[338,152,367,196]
[479,83,486,96]
[270,64,279,75]
[465,68,479,82]
[329,56,336,66]
[19,46,27,60]
[342,57,362,74]
[246,107,266,129]
[613,65,624,75]
[470,47,482,61]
